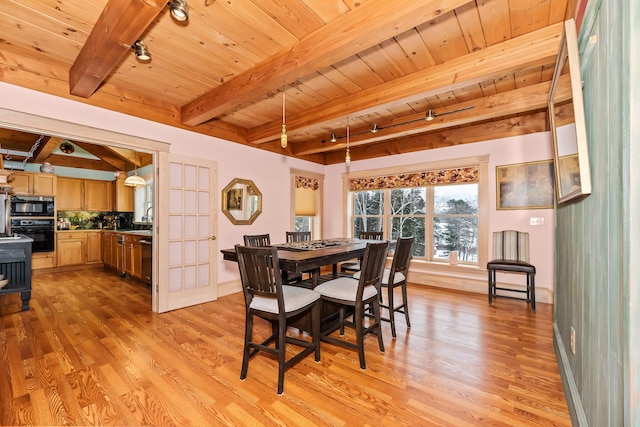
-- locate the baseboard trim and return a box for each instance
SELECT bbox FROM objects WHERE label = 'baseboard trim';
[553,322,588,426]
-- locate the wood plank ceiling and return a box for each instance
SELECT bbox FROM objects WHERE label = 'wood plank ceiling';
[0,0,577,168]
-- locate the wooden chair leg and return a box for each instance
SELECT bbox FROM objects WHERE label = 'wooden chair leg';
[401,282,411,328]
[312,301,321,362]
[240,314,253,380]
[373,300,385,353]
[387,285,397,338]
[276,320,286,395]
[354,305,366,369]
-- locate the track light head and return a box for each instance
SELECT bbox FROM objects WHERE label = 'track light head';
[425,110,436,121]
[330,133,337,143]
[168,0,189,22]
[370,123,379,133]
[132,40,151,61]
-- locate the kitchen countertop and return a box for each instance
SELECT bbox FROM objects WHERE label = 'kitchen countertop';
[57,229,152,236]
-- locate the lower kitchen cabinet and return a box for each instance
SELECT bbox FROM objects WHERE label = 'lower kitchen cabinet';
[57,231,102,267]
[124,234,143,280]
[32,252,56,270]
[57,233,85,267]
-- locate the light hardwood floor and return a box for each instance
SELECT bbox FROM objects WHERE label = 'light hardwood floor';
[0,268,570,426]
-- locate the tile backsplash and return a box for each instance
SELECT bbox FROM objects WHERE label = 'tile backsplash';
[57,211,134,230]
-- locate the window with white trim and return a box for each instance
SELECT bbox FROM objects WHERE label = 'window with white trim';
[348,164,481,264]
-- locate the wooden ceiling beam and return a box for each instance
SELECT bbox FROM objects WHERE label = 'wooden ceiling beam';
[321,111,553,165]
[33,137,63,163]
[72,141,129,170]
[249,22,563,145]
[180,0,474,126]
[294,74,571,156]
[69,0,167,98]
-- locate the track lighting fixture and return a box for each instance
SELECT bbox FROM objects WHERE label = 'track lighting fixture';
[324,106,475,144]
[132,40,151,61]
[168,0,189,22]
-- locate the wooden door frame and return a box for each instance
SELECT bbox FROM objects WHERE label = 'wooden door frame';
[0,107,169,312]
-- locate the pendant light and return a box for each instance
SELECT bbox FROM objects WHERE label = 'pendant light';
[124,170,146,187]
[280,82,288,149]
[345,119,351,166]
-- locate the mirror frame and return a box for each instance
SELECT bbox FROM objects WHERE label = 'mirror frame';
[221,178,262,225]
[548,18,592,204]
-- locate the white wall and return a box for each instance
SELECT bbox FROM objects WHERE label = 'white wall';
[324,132,556,294]
[1,82,555,296]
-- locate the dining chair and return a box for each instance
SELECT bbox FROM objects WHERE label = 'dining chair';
[235,244,321,394]
[340,231,384,274]
[243,233,271,247]
[487,230,536,312]
[286,231,311,243]
[314,241,389,369]
[243,233,302,284]
[354,236,414,338]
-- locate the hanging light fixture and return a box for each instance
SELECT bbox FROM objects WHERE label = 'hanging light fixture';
[345,119,351,166]
[168,0,189,22]
[280,82,288,149]
[132,40,151,61]
[124,170,146,187]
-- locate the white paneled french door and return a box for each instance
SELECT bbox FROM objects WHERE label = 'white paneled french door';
[156,153,217,312]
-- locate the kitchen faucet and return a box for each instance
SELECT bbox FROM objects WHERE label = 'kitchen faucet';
[145,206,153,222]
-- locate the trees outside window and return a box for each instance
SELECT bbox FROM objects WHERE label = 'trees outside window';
[351,184,478,264]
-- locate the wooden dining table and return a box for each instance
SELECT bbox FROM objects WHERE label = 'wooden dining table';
[220,238,386,288]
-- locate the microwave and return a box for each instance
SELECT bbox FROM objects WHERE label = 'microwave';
[10,195,55,217]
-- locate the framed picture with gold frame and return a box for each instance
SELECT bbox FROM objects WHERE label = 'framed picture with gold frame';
[496,160,555,210]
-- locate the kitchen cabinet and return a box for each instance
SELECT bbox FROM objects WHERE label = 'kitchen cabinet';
[56,231,102,267]
[114,177,134,212]
[124,234,143,280]
[32,252,56,270]
[9,172,57,196]
[57,232,86,267]
[57,177,113,211]
[102,231,114,268]
[86,231,102,264]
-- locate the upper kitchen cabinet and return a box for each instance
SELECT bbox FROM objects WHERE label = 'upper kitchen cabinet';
[57,177,112,211]
[9,172,57,196]
[114,176,133,212]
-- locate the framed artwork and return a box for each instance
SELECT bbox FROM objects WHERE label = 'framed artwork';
[496,160,555,210]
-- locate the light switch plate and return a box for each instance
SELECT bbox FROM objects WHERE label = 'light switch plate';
[530,217,544,226]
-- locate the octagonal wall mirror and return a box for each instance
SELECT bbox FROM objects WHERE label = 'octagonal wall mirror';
[222,178,262,225]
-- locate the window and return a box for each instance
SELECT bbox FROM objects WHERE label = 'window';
[347,158,486,265]
[291,170,323,238]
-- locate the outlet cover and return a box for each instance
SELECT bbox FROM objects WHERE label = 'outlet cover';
[530,217,545,226]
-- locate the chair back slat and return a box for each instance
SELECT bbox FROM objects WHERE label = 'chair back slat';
[286,231,311,243]
[389,237,414,277]
[243,234,271,247]
[357,241,389,297]
[492,230,530,262]
[235,245,284,309]
[359,231,383,240]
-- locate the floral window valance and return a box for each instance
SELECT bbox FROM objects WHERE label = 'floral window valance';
[295,176,319,190]
[349,167,478,191]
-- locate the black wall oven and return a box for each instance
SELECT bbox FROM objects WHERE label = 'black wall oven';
[10,218,56,253]
[11,196,55,217]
